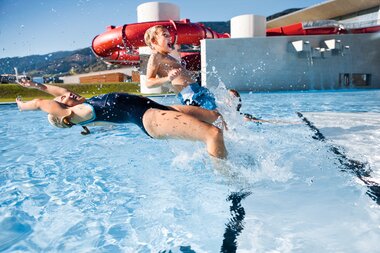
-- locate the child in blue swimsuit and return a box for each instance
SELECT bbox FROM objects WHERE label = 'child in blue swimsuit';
[15,80,227,159]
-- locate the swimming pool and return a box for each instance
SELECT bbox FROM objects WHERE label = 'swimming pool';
[1,89,380,252]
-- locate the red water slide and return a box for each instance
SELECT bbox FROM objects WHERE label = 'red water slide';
[266,22,380,36]
[92,19,229,66]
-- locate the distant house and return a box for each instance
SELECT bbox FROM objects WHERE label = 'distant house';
[0,74,18,84]
[60,67,138,84]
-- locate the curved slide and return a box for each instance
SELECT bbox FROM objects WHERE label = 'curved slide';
[267,21,380,36]
[92,19,229,67]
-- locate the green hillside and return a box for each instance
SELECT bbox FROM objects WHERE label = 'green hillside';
[0,47,124,78]
[0,82,141,102]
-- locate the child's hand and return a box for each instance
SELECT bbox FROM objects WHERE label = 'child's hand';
[168,69,181,81]
[15,96,23,110]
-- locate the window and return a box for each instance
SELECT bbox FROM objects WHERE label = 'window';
[339,73,350,87]
[352,73,371,86]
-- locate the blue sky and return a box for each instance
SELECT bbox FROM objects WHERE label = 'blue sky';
[0,0,323,58]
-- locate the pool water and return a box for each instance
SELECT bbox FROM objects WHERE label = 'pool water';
[1,89,380,252]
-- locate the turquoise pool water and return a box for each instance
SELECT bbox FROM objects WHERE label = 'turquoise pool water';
[1,89,380,252]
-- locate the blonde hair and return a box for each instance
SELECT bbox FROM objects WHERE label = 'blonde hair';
[144,25,167,49]
[47,114,71,128]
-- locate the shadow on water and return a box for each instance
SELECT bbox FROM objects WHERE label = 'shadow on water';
[160,191,252,253]
[0,216,32,252]
[160,245,197,253]
[297,112,380,204]
[220,191,252,253]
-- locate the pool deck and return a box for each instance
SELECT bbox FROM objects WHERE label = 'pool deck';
[302,111,380,173]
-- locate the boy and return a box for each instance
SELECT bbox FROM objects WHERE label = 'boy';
[144,25,217,110]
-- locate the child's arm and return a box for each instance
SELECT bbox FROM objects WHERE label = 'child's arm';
[16,97,70,117]
[17,78,74,97]
[243,113,300,125]
[145,54,181,88]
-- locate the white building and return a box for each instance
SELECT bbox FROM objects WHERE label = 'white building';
[202,0,380,91]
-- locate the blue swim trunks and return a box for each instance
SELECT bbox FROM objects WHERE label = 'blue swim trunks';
[177,83,217,110]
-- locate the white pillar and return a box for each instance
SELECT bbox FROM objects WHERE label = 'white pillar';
[137,2,180,22]
[231,14,266,38]
[200,39,208,87]
[137,2,180,94]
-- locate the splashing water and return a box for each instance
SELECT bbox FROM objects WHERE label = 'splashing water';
[1,89,380,252]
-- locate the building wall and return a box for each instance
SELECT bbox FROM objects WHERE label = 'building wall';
[201,33,380,91]
[60,67,137,84]
[79,73,125,83]
[131,71,140,83]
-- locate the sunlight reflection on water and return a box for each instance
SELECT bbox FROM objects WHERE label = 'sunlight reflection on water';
[1,89,380,252]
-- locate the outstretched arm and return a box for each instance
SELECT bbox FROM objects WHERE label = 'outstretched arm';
[16,97,71,117]
[243,113,301,125]
[17,78,74,97]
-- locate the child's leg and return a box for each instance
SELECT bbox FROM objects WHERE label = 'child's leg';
[142,109,227,159]
[170,105,220,124]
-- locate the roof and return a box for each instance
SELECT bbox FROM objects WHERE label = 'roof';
[267,0,380,28]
